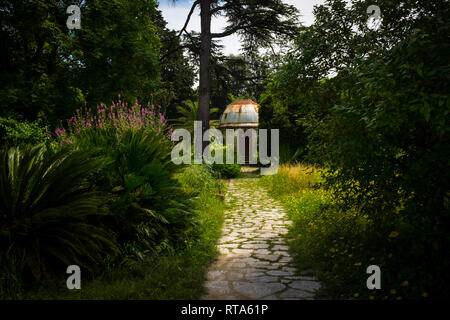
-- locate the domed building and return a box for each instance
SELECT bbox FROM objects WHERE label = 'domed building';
[219,99,259,129]
[219,99,259,164]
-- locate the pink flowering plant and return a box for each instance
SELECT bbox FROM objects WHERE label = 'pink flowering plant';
[46,94,195,260]
[53,94,173,141]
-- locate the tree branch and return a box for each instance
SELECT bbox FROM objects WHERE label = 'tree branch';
[159,43,189,62]
[159,29,200,62]
[177,0,200,38]
[211,3,231,15]
[183,29,197,47]
[211,23,246,38]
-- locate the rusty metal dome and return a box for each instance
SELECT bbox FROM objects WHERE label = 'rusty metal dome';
[219,99,259,129]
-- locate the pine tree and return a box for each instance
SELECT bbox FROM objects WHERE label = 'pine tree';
[173,0,299,142]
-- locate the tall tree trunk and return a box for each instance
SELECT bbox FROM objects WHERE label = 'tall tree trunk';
[198,0,211,149]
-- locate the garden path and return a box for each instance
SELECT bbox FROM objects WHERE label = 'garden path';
[202,175,321,300]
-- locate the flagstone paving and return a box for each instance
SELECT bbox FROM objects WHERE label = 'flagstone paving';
[202,177,321,300]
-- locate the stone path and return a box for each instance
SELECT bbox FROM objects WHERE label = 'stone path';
[202,177,321,300]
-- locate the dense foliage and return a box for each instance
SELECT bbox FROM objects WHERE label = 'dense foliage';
[21,164,226,300]
[260,0,450,299]
[74,128,195,261]
[0,96,199,297]
[0,117,49,146]
[0,0,196,128]
[53,97,195,259]
[0,0,164,124]
[0,144,119,297]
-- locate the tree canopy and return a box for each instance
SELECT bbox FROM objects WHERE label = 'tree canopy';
[0,0,195,126]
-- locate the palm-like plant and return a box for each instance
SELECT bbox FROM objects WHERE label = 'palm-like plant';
[173,100,218,133]
[73,128,195,258]
[0,144,118,293]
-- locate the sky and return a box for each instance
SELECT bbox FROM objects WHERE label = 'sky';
[158,0,327,55]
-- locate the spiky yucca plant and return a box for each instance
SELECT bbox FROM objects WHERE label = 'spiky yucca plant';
[0,144,119,295]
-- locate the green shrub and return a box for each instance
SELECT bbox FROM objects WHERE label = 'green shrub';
[24,163,227,300]
[0,117,49,147]
[177,164,226,209]
[313,23,450,299]
[261,164,440,300]
[0,144,119,298]
[211,162,242,179]
[200,143,242,179]
[72,128,195,261]
[278,144,304,164]
[177,164,217,194]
